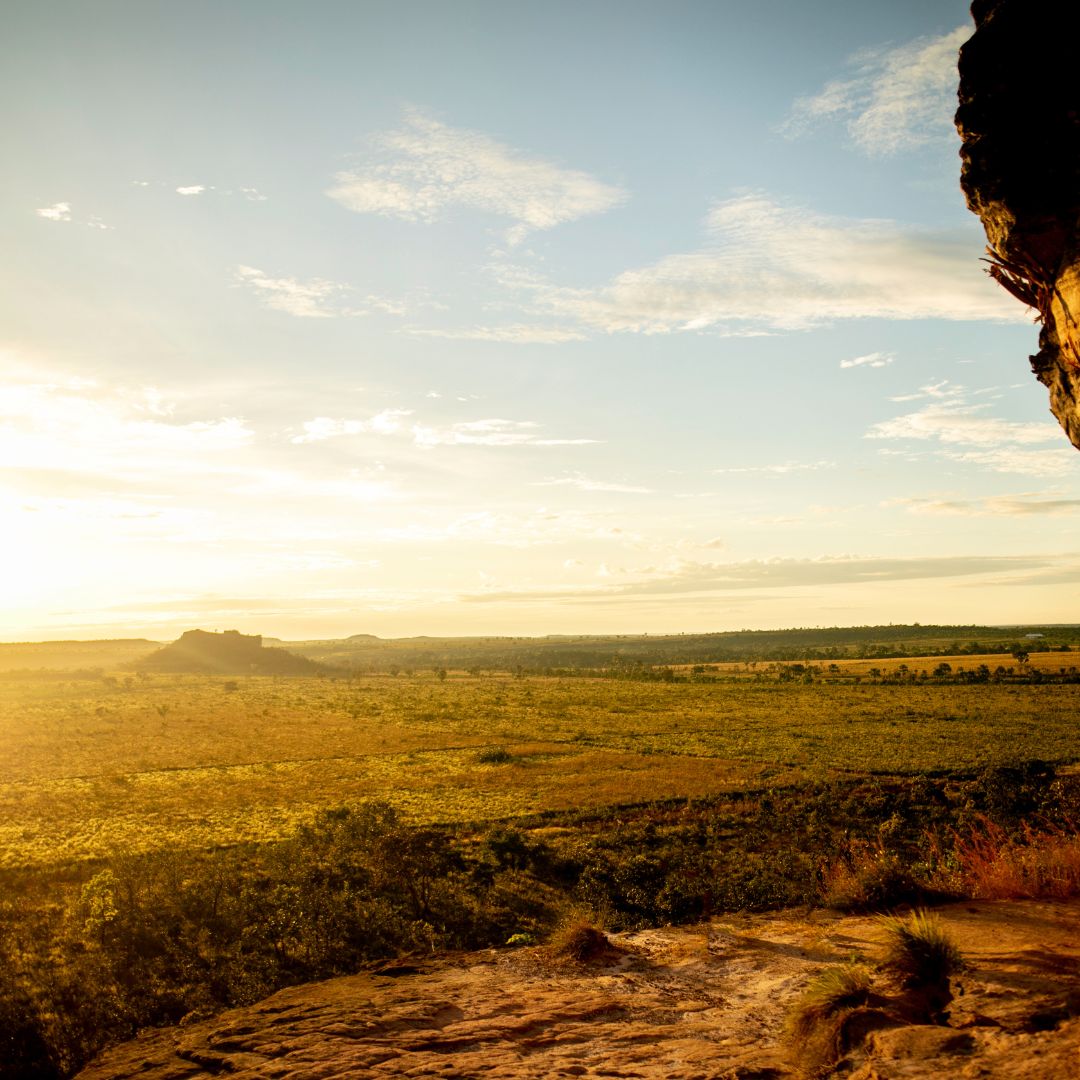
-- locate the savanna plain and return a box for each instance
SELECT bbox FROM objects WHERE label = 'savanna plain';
[3,628,1080,1078]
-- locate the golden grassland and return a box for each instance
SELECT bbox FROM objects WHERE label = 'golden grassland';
[2,671,1079,869]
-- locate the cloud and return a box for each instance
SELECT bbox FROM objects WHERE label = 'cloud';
[889,378,965,402]
[328,110,626,243]
[782,26,969,156]
[411,418,598,449]
[868,404,1059,448]
[459,553,1056,603]
[495,195,1021,335]
[240,187,267,202]
[867,383,1079,475]
[290,411,597,449]
[841,351,894,369]
[379,508,631,548]
[714,459,835,475]
[176,185,207,195]
[289,410,414,444]
[36,202,72,222]
[235,266,350,318]
[534,472,652,493]
[235,265,405,319]
[0,361,254,487]
[889,494,1080,517]
[407,324,587,344]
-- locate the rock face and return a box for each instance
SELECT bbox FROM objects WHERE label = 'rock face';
[956,0,1080,449]
[77,900,1080,1080]
[138,629,323,676]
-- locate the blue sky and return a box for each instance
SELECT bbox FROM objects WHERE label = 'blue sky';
[3,0,1079,640]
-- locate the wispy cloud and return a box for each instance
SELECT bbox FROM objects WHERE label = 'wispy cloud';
[889,378,965,402]
[290,411,597,449]
[328,109,626,244]
[379,508,630,547]
[494,195,1021,336]
[714,459,835,475]
[868,383,1079,475]
[460,553,1056,603]
[235,265,403,319]
[407,324,587,344]
[782,26,969,156]
[889,494,1080,517]
[289,410,414,444]
[841,351,894,369]
[869,404,1059,448]
[36,202,72,222]
[175,184,207,196]
[534,472,652,493]
[235,265,348,318]
[0,361,253,486]
[411,418,598,449]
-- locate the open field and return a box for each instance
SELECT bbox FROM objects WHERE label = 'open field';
[3,670,1080,869]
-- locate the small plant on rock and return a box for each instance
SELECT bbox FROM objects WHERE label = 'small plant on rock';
[548,916,612,963]
[877,908,963,988]
[786,963,873,1078]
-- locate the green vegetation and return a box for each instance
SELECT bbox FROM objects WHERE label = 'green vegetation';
[268,623,1080,671]
[0,656,1078,1078]
[3,672,1080,869]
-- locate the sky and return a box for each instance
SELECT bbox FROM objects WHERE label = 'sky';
[3,0,1079,642]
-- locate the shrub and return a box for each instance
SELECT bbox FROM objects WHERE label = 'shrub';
[475,746,513,764]
[786,964,872,1078]
[877,909,963,988]
[820,841,926,911]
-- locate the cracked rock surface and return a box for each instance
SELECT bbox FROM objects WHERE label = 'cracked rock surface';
[77,899,1080,1080]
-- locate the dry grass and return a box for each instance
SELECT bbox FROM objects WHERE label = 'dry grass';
[786,964,873,1078]
[548,917,612,963]
[945,819,1080,900]
[876,909,963,988]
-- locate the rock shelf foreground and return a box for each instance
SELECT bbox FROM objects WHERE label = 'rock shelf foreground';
[79,899,1080,1080]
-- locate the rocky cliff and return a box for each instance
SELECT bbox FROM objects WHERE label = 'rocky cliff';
[956,0,1080,449]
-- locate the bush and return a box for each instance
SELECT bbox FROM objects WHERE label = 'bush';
[820,841,927,911]
[475,746,513,764]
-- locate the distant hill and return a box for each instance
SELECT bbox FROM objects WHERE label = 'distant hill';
[138,630,323,675]
[0,639,162,672]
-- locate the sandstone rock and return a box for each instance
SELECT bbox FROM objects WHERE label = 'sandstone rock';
[956,0,1080,449]
[76,901,1080,1080]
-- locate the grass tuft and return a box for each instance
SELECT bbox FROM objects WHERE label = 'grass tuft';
[548,917,612,962]
[786,963,872,1078]
[876,908,963,987]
